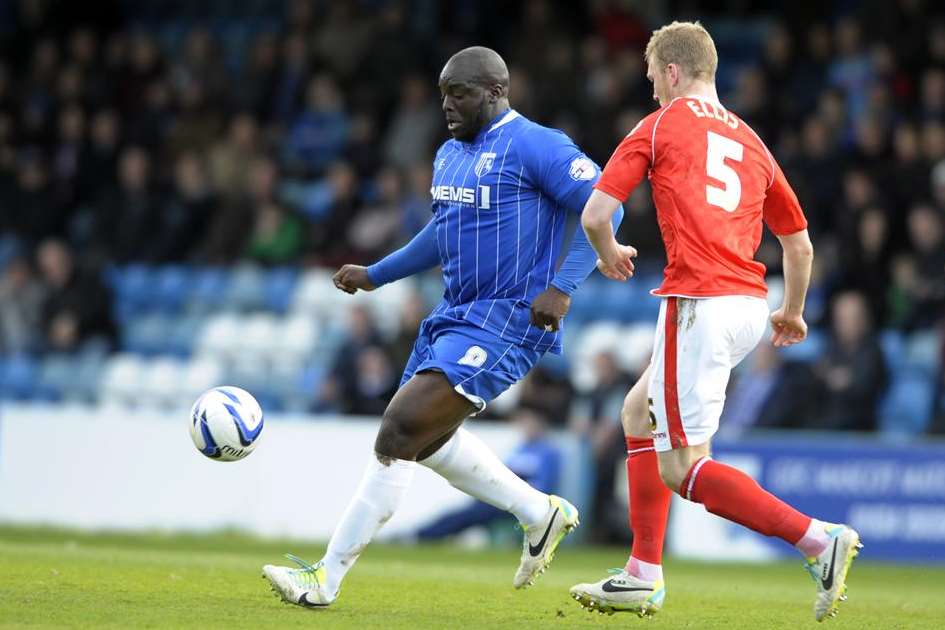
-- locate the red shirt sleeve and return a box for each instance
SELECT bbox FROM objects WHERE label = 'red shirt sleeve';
[763,159,808,235]
[594,110,661,202]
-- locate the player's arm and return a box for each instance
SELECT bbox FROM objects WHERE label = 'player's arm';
[520,127,623,331]
[580,113,655,281]
[581,190,637,281]
[771,229,813,347]
[764,160,813,347]
[333,219,439,294]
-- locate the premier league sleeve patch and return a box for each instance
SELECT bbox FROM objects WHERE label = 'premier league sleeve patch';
[569,156,598,180]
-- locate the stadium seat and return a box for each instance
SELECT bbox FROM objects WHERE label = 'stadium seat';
[152,265,192,314]
[187,267,231,314]
[99,353,147,408]
[291,268,344,320]
[179,356,225,403]
[122,313,174,356]
[878,368,935,436]
[139,357,187,409]
[0,353,40,400]
[279,362,325,412]
[241,312,281,359]
[880,329,906,373]
[69,349,107,403]
[223,265,266,311]
[272,314,320,364]
[37,354,78,401]
[114,264,158,313]
[263,267,299,313]
[195,313,243,360]
[905,329,940,372]
[166,313,206,357]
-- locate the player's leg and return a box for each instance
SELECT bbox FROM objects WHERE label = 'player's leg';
[619,365,671,584]
[410,322,578,588]
[314,371,474,597]
[653,296,861,621]
[570,370,670,616]
[263,325,471,608]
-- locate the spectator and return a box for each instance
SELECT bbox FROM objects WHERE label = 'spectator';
[3,152,62,246]
[382,75,441,170]
[283,74,349,175]
[153,152,216,262]
[76,108,121,204]
[811,291,888,431]
[347,345,399,416]
[93,146,161,263]
[50,104,85,211]
[203,155,279,264]
[389,289,427,371]
[838,207,891,324]
[320,305,385,412]
[306,161,361,265]
[347,167,408,261]
[244,203,303,266]
[518,364,574,427]
[721,343,811,434]
[901,203,945,330]
[0,255,46,353]
[208,113,260,199]
[579,351,633,543]
[36,239,114,352]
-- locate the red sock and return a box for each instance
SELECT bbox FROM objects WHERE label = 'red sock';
[682,457,811,545]
[626,437,671,567]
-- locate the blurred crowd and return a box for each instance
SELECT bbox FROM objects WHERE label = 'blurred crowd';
[0,0,944,472]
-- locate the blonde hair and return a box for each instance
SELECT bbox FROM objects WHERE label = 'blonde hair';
[644,21,718,82]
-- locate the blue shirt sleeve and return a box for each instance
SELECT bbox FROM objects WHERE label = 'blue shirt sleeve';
[520,125,601,214]
[551,206,623,295]
[366,219,439,287]
[519,124,623,296]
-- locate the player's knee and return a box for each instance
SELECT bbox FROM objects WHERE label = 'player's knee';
[621,395,649,438]
[658,464,686,494]
[656,457,692,494]
[376,407,421,460]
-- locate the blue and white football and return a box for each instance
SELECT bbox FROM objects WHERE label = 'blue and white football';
[189,386,264,461]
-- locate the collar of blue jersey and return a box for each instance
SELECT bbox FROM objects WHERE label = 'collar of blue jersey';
[464,109,520,147]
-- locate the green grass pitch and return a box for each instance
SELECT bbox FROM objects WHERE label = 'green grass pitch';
[1,526,943,629]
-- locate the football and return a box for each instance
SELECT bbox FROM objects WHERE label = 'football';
[189,386,264,461]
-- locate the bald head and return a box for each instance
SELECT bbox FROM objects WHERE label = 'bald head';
[438,46,511,141]
[441,46,510,90]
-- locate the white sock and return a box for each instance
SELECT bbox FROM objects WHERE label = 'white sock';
[627,556,663,582]
[795,518,834,558]
[419,427,549,527]
[322,456,416,596]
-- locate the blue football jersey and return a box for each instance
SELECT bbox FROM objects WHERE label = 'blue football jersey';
[426,109,600,354]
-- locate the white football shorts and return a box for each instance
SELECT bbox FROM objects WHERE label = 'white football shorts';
[647,295,769,452]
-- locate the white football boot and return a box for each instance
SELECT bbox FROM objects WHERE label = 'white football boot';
[262,554,334,608]
[512,495,580,589]
[803,524,862,621]
[570,569,665,616]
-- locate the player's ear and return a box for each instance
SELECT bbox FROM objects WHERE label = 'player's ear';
[488,83,503,103]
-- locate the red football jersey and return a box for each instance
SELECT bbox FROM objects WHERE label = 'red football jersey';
[595,95,807,298]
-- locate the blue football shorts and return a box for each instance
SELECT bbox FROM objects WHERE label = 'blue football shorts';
[400,314,543,412]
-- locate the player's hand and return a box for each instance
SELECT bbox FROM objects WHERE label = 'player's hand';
[770,308,807,347]
[333,265,376,294]
[597,244,637,281]
[530,286,571,333]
